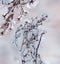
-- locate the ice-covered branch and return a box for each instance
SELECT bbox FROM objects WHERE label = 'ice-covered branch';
[0,0,33,35]
[13,14,48,64]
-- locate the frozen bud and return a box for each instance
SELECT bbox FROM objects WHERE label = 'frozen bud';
[27,0,39,9]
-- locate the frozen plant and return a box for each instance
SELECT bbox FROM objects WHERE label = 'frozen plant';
[0,0,48,64]
[0,0,37,35]
[13,14,48,64]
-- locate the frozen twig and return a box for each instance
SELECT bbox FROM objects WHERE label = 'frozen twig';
[0,0,29,35]
[13,14,48,64]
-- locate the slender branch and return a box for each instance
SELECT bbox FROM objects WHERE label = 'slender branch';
[35,32,45,64]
